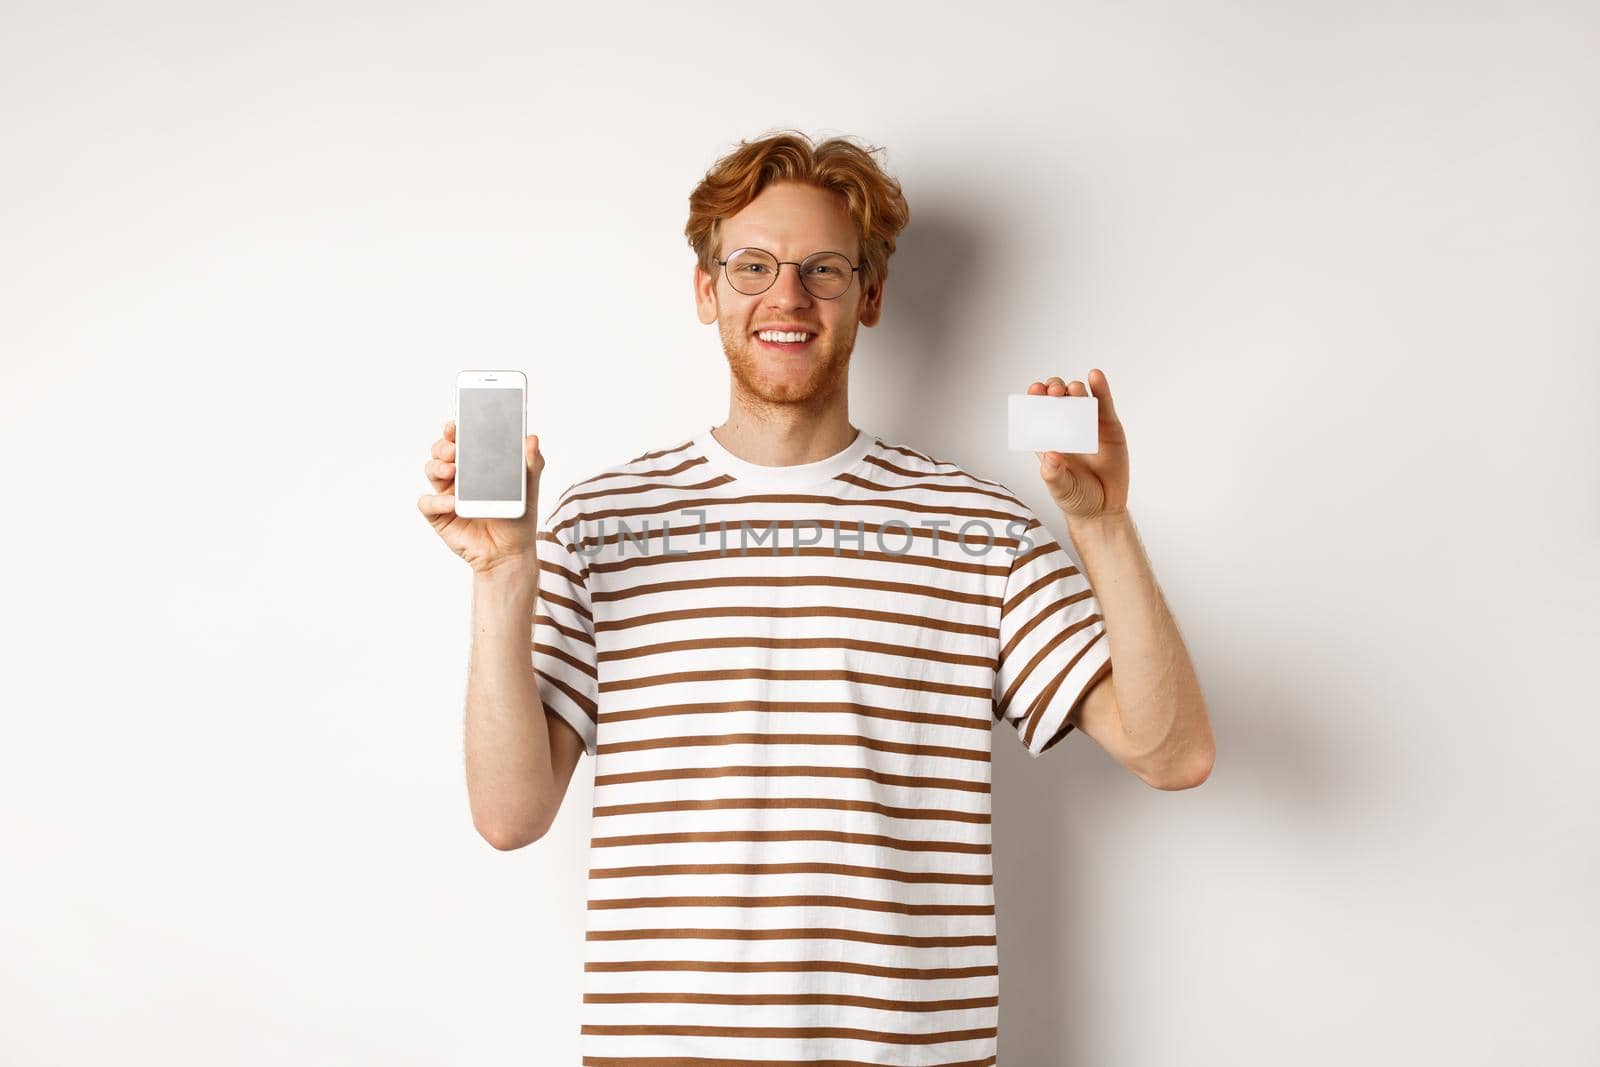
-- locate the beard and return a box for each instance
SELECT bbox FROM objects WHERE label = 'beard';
[716,316,855,409]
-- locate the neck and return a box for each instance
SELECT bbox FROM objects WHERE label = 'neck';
[712,381,856,467]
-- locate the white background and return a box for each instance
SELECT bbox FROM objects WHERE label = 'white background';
[3,1,1597,1064]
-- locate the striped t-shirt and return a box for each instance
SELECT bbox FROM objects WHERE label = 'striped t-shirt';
[532,424,1113,1066]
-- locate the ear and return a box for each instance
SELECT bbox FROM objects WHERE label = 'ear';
[694,262,719,325]
[858,276,885,328]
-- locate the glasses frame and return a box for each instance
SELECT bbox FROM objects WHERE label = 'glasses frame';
[713,246,864,300]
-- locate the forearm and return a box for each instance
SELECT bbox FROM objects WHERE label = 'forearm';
[1066,511,1214,779]
[464,562,556,846]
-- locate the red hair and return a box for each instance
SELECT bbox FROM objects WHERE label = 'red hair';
[685,129,911,300]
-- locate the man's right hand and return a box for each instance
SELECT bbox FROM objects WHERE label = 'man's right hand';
[417,419,546,576]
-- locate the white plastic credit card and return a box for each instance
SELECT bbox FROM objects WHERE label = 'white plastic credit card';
[1007,394,1100,453]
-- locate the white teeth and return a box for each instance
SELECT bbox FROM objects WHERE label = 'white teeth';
[757,330,812,343]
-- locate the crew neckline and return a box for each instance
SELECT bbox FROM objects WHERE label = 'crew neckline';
[693,424,878,489]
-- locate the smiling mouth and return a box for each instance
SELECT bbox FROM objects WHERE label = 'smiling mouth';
[754,333,817,352]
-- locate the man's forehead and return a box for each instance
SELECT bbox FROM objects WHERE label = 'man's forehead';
[722,189,858,255]
[722,221,858,256]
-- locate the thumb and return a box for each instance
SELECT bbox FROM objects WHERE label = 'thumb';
[525,435,544,515]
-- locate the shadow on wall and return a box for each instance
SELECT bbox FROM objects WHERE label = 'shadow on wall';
[858,198,994,450]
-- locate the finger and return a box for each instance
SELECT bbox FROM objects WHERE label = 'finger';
[1026,381,1046,395]
[417,492,456,518]
[1040,449,1072,479]
[1046,450,1089,492]
[432,437,456,462]
[444,419,455,442]
[1088,368,1118,421]
[424,458,455,493]
[1066,379,1086,396]
[1046,378,1067,396]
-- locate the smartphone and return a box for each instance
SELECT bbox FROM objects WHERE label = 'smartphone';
[453,370,527,519]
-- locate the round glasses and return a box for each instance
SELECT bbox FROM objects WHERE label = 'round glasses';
[713,247,863,300]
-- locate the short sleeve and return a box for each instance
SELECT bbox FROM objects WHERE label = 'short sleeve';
[994,506,1114,757]
[533,504,599,757]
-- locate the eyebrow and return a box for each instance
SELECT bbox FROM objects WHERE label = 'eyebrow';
[727,243,853,258]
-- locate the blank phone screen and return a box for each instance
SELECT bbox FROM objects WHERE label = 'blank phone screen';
[457,388,523,501]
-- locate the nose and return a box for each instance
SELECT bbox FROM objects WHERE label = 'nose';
[765,262,814,308]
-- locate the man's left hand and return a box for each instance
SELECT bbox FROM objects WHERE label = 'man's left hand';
[1028,369,1130,522]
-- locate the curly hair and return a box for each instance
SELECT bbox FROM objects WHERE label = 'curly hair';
[685,128,911,301]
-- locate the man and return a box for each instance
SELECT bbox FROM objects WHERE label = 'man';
[419,130,1214,1065]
